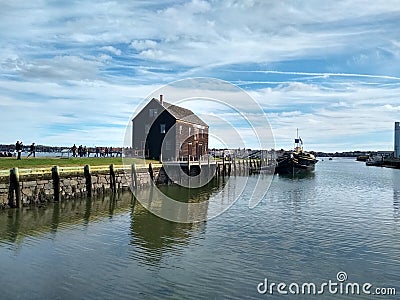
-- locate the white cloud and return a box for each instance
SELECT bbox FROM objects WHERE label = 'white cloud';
[130,40,158,51]
[383,104,400,111]
[100,46,122,56]
[139,49,164,59]
[14,55,102,80]
[332,101,350,108]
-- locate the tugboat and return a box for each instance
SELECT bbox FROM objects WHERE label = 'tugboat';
[275,130,318,175]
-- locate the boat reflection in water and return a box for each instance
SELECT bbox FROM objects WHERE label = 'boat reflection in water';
[277,171,316,180]
[275,130,318,176]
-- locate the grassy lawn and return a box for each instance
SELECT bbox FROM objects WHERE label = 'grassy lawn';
[0,157,156,170]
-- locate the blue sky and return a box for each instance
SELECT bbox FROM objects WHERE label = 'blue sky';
[2,0,400,151]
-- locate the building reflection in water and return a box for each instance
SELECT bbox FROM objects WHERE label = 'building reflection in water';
[128,178,227,265]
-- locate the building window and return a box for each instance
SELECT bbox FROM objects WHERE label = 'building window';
[179,125,182,135]
[160,124,166,134]
[201,129,204,138]
[194,128,198,140]
[145,124,150,135]
[149,109,157,117]
[188,127,191,137]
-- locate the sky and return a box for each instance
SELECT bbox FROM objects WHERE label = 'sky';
[2,0,400,152]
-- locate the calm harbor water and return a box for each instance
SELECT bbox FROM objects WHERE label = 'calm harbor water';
[0,158,399,299]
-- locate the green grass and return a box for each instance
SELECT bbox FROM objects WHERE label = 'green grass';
[0,157,157,170]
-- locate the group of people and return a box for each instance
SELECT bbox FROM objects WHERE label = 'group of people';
[3,142,122,159]
[13,141,36,160]
[71,144,88,157]
[0,152,13,157]
[71,144,121,158]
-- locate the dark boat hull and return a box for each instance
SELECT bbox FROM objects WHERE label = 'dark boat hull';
[275,154,317,175]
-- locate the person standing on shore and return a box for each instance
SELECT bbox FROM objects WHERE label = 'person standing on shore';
[71,144,77,157]
[15,141,22,160]
[27,142,36,158]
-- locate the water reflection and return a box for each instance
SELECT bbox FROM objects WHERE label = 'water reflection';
[273,172,317,217]
[132,179,225,223]
[392,170,400,222]
[128,179,228,265]
[0,162,399,299]
[0,178,226,250]
[129,198,202,266]
[0,193,134,245]
[51,202,60,233]
[277,172,316,180]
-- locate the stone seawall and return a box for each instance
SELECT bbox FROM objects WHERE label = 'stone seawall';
[0,164,164,208]
[0,158,271,209]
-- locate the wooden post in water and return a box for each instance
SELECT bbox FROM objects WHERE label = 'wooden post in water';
[131,163,138,189]
[110,164,116,193]
[52,165,60,202]
[222,155,226,177]
[8,170,14,208]
[84,165,92,197]
[9,167,21,208]
[148,163,154,183]
[207,155,210,180]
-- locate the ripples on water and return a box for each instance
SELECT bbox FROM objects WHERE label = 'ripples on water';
[0,158,399,299]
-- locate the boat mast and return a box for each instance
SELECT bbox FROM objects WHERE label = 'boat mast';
[295,128,303,151]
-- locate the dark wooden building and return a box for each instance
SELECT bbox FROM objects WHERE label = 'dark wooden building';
[132,95,209,161]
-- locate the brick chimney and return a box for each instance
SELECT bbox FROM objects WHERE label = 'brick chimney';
[160,94,163,105]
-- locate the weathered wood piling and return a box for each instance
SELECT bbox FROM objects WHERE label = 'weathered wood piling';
[84,165,92,197]
[8,167,21,208]
[52,166,60,202]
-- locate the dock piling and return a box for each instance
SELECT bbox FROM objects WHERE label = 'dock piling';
[84,165,92,197]
[131,163,138,189]
[149,163,154,182]
[110,164,116,193]
[52,166,60,202]
[8,167,21,208]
